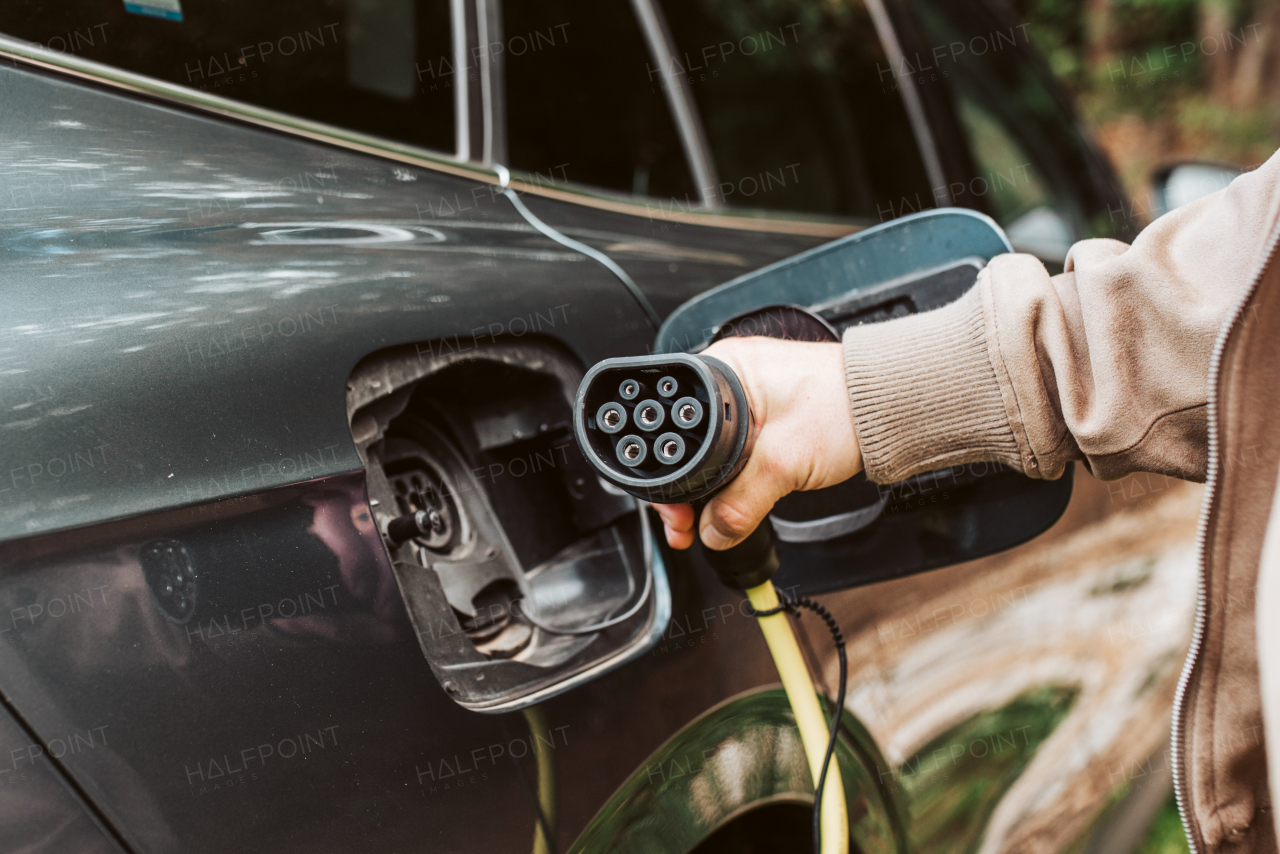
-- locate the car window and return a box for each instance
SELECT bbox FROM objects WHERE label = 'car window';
[0,0,455,155]
[955,96,1074,261]
[653,0,933,222]
[501,0,696,201]
[908,0,1096,260]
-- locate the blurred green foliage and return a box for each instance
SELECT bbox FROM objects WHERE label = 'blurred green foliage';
[898,686,1077,854]
[1020,0,1202,88]
[1136,792,1193,854]
[1010,0,1280,205]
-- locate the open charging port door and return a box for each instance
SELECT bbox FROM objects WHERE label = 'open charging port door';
[347,342,669,712]
[656,208,1073,595]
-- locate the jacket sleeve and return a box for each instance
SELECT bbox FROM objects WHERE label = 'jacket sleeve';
[844,150,1280,484]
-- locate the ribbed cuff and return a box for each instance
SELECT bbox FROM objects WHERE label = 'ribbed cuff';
[843,284,1022,484]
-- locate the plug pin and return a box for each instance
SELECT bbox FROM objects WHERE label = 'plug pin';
[673,396,704,430]
[616,434,648,467]
[634,399,665,431]
[596,401,627,434]
[655,432,686,465]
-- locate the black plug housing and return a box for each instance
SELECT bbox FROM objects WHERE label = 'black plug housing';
[575,353,780,590]
[574,354,754,506]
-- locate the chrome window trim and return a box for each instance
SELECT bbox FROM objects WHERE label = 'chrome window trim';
[476,0,507,165]
[0,33,853,236]
[450,0,472,161]
[629,0,721,208]
[0,33,487,181]
[454,0,486,162]
[864,0,951,202]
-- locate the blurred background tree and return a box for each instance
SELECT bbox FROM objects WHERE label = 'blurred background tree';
[1012,0,1280,208]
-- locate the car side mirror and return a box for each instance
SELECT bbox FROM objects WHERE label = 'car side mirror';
[1151,161,1246,218]
[657,209,1073,595]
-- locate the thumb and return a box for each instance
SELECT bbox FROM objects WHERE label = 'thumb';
[699,447,791,550]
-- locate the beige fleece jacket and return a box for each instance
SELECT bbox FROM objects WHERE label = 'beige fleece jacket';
[844,149,1279,486]
[844,148,1280,853]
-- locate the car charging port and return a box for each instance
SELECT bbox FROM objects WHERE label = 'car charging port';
[347,340,664,712]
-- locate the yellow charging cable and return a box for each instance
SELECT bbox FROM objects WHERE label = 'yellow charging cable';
[522,706,557,854]
[747,580,849,854]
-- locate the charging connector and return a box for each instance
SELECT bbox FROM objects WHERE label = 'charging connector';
[574,354,754,505]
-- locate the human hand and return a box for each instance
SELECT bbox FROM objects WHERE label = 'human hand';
[651,337,862,551]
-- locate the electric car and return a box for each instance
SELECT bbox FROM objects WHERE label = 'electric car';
[0,0,1193,852]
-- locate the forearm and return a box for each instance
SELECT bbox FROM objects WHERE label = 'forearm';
[845,151,1280,485]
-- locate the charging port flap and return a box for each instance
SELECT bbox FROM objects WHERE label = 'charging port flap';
[658,210,1073,595]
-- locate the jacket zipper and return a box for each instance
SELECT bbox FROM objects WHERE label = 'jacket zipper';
[1171,216,1280,854]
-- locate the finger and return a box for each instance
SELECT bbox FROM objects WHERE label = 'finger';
[665,523,695,550]
[653,502,694,534]
[652,502,695,550]
[699,440,791,550]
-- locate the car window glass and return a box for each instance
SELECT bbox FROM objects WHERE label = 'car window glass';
[501,0,696,201]
[654,0,933,222]
[0,0,455,155]
[954,96,1073,261]
[909,0,1092,258]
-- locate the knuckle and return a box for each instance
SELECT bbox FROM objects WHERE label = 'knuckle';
[710,500,755,538]
[706,337,747,357]
[705,337,751,371]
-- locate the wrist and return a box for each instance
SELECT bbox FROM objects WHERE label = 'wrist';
[705,338,863,492]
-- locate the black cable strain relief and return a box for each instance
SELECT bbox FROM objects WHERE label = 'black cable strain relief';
[701,520,779,590]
